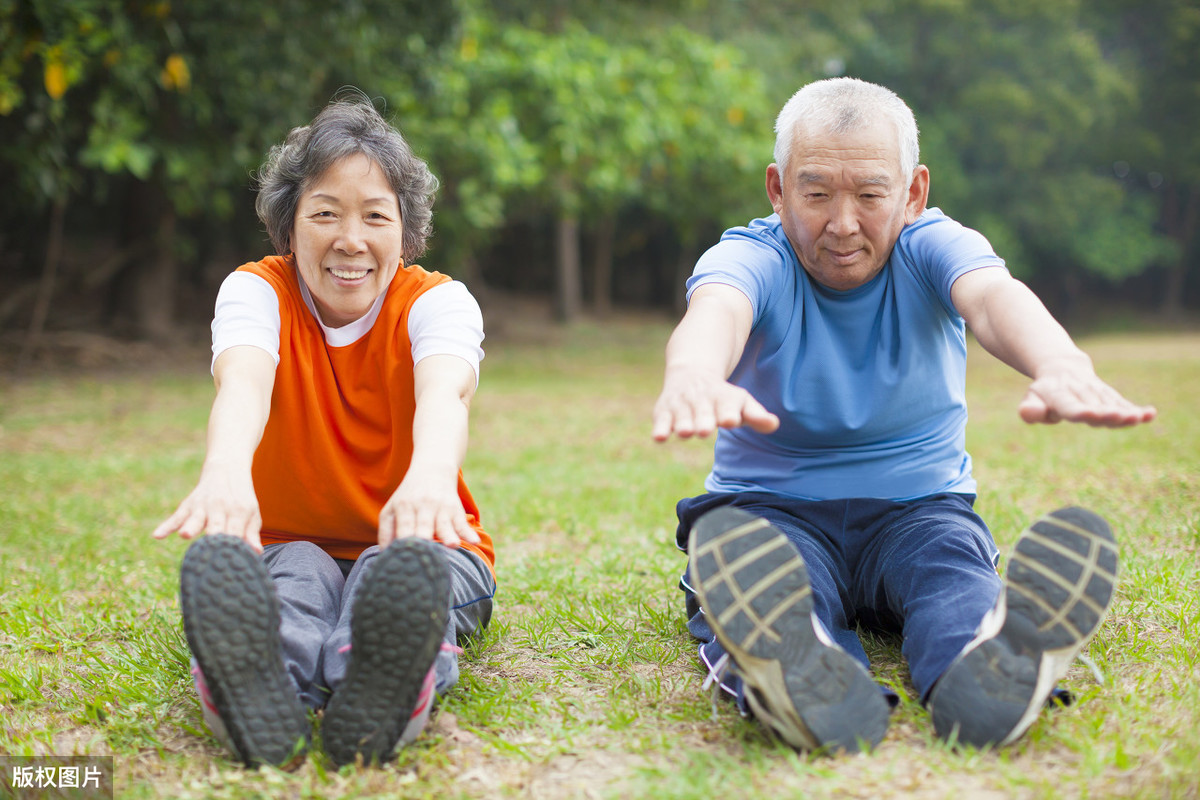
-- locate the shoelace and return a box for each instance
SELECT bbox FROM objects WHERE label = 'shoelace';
[1077,652,1107,686]
[701,652,731,721]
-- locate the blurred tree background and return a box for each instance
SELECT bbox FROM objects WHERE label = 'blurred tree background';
[1,0,1196,359]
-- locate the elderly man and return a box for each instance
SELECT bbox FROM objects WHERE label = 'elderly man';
[652,77,1155,752]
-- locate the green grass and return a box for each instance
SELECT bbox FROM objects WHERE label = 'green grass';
[1,318,1198,799]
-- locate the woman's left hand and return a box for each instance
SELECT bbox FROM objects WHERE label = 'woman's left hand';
[378,469,481,548]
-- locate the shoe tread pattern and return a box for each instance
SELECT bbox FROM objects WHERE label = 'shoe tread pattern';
[931,506,1118,748]
[690,507,888,753]
[1009,507,1117,651]
[180,535,310,767]
[322,539,450,767]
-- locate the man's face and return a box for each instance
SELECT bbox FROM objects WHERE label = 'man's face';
[767,118,928,292]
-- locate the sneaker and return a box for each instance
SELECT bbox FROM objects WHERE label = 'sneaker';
[929,506,1119,748]
[321,538,450,767]
[688,506,890,753]
[180,535,310,768]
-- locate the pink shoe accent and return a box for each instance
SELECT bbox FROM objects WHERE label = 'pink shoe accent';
[191,664,233,749]
[396,642,461,747]
[409,669,436,720]
[191,664,218,713]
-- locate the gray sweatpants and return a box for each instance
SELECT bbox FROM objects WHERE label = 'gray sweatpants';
[261,540,495,710]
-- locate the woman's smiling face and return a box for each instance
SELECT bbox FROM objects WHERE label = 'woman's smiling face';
[291,152,404,327]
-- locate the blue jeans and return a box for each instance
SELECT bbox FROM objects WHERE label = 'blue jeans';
[262,541,496,709]
[676,492,1001,702]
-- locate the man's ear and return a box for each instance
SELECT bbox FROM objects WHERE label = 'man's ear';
[905,165,930,224]
[766,163,785,215]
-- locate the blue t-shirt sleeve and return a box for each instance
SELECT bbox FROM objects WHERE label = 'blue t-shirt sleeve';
[685,224,791,324]
[901,209,1007,314]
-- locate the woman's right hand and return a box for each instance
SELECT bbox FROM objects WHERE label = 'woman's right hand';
[151,469,263,552]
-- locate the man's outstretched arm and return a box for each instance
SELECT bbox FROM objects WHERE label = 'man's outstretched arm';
[951,267,1156,427]
[652,283,780,441]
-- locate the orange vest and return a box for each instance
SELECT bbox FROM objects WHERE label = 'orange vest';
[240,256,493,571]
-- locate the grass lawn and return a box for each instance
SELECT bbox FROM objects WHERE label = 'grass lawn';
[1,314,1197,799]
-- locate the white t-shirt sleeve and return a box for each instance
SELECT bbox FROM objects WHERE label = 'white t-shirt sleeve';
[210,271,281,373]
[408,281,484,385]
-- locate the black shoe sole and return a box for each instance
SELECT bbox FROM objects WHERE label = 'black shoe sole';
[180,535,310,767]
[689,507,890,753]
[930,506,1118,748]
[321,539,450,767]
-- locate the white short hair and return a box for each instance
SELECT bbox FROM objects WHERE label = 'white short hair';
[773,77,920,178]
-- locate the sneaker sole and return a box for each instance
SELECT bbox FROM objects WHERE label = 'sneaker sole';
[689,507,890,753]
[322,539,450,767]
[930,506,1118,747]
[180,535,310,767]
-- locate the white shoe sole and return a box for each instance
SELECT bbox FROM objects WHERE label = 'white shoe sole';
[930,507,1118,747]
[689,507,890,753]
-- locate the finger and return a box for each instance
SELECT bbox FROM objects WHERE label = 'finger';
[206,513,228,537]
[244,514,263,554]
[713,392,747,429]
[455,515,481,545]
[432,509,461,548]
[413,504,437,541]
[690,400,718,438]
[378,507,396,548]
[448,507,479,545]
[176,509,209,540]
[225,510,252,540]
[741,398,780,434]
[1018,388,1056,424]
[651,405,676,442]
[393,504,417,541]
[244,526,263,554]
[151,508,187,540]
[668,401,697,439]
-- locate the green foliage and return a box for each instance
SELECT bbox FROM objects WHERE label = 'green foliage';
[830,0,1180,285]
[0,0,1196,317]
[381,6,772,275]
[0,0,459,222]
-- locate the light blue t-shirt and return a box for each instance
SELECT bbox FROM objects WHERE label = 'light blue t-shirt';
[687,207,1005,501]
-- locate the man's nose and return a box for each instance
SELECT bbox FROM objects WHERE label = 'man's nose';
[826,196,860,237]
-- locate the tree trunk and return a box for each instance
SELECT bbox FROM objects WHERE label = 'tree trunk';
[555,213,582,322]
[1159,182,1199,319]
[591,214,616,317]
[17,194,68,374]
[673,230,700,317]
[135,202,179,341]
[456,250,488,305]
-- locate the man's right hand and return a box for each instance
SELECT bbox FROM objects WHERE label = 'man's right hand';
[651,283,779,442]
[652,366,780,441]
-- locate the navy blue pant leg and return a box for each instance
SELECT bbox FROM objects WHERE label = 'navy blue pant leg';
[851,494,1001,701]
[676,493,873,674]
[677,491,1002,706]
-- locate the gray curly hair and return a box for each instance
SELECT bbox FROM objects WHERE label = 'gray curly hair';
[254,89,439,261]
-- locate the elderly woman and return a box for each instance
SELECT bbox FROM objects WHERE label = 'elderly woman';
[153,93,495,768]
